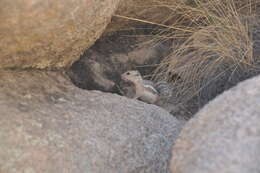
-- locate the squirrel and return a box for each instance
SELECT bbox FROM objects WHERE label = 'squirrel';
[120,70,173,104]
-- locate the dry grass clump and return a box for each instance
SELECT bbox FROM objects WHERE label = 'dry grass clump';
[153,0,260,104]
[114,0,260,107]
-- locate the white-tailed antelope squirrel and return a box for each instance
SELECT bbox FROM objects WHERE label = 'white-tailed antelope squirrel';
[121,70,173,104]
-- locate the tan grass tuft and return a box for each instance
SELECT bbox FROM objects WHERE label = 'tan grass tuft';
[154,0,260,104]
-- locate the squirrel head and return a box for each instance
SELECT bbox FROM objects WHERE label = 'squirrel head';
[121,70,143,83]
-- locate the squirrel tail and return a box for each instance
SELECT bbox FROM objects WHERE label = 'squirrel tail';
[155,81,173,99]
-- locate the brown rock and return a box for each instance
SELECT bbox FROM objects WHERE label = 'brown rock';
[0,0,120,69]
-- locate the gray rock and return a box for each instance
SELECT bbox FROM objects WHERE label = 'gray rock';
[170,75,260,173]
[0,70,183,173]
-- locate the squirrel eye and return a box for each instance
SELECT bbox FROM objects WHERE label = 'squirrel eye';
[126,72,130,75]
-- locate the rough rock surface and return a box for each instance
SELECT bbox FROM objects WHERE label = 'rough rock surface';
[170,74,260,173]
[0,70,184,173]
[0,0,120,69]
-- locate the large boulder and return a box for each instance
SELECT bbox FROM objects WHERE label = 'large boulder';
[170,75,260,173]
[0,70,184,173]
[0,0,120,69]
